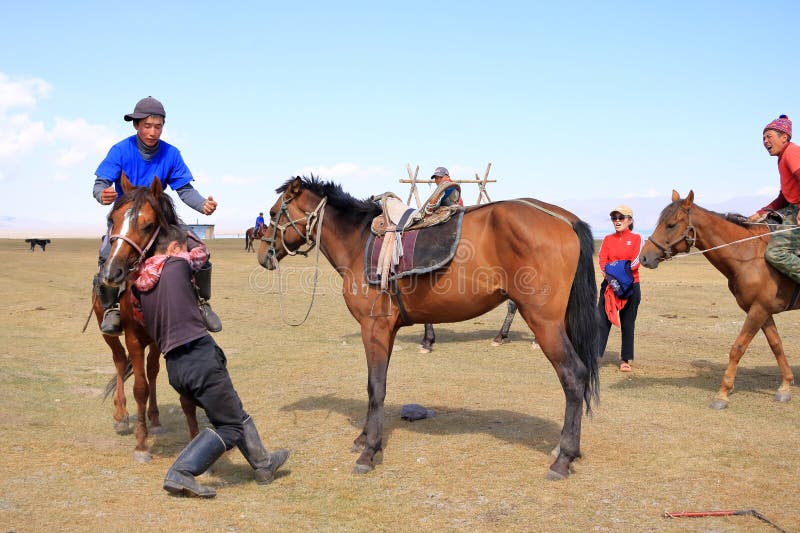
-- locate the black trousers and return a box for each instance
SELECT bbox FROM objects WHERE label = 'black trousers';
[597,281,641,361]
[165,335,246,449]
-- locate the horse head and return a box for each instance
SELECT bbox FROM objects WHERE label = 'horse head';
[257,177,327,270]
[100,173,176,286]
[640,189,697,268]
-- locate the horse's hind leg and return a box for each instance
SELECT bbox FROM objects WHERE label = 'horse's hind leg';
[145,344,163,433]
[419,324,435,353]
[491,300,518,346]
[180,395,200,439]
[760,317,794,402]
[520,311,586,480]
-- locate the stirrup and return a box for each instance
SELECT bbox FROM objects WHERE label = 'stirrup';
[100,307,122,336]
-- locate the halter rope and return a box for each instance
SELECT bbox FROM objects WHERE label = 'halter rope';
[262,194,328,326]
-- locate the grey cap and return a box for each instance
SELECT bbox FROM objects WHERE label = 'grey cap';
[124,96,166,121]
[430,166,449,179]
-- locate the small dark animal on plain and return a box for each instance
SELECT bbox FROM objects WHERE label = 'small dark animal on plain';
[25,238,51,252]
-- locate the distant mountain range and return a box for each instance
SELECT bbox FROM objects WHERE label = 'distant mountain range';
[560,192,775,238]
[0,192,776,240]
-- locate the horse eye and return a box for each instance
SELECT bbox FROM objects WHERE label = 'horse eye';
[666,223,676,229]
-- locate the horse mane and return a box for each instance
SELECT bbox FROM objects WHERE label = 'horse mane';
[277,175,381,223]
[658,199,756,231]
[108,186,179,231]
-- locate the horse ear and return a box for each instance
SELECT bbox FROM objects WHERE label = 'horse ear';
[685,190,694,206]
[289,177,303,195]
[150,177,164,197]
[671,190,680,201]
[121,171,134,193]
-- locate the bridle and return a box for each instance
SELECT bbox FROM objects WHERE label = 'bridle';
[260,190,328,327]
[108,205,162,270]
[262,191,328,260]
[646,206,697,261]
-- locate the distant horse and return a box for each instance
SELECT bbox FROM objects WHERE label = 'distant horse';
[25,238,51,251]
[246,225,266,252]
[245,227,256,252]
[640,190,795,409]
[95,173,198,461]
[257,176,600,479]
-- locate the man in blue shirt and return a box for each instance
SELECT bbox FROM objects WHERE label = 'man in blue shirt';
[254,212,265,233]
[93,96,221,335]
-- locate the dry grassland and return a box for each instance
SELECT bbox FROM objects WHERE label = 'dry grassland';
[1,237,799,532]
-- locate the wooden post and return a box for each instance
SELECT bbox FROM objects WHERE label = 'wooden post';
[475,162,493,204]
[400,163,496,206]
[405,164,422,207]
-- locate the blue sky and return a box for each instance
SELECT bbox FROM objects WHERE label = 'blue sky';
[1,1,798,237]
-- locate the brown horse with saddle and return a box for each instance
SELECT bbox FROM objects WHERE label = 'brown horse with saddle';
[257,176,600,479]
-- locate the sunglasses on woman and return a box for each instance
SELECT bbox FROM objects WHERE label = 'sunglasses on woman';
[610,215,629,221]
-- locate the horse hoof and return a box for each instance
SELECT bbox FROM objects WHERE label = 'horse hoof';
[133,450,152,463]
[149,425,165,435]
[490,340,503,347]
[352,463,373,474]
[708,399,729,410]
[114,422,132,435]
[418,347,431,354]
[774,391,792,403]
[546,469,567,481]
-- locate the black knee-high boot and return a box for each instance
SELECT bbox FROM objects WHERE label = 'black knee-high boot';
[194,264,222,332]
[237,416,289,484]
[163,428,227,498]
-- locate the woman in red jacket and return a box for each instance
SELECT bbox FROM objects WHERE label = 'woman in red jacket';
[597,205,643,372]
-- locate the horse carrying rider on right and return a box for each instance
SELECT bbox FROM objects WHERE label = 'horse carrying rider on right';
[748,115,800,283]
[92,96,222,335]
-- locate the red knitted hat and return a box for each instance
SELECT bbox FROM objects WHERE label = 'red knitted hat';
[764,114,792,139]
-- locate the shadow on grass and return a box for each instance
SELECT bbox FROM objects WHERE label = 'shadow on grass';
[339,327,532,347]
[602,356,800,396]
[279,393,562,456]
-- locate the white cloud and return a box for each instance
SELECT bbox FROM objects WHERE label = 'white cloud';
[0,113,48,158]
[0,73,52,113]
[298,162,393,182]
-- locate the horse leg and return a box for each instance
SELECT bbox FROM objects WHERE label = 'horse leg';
[108,338,132,435]
[97,299,131,435]
[760,317,794,403]
[180,395,200,439]
[709,312,766,410]
[352,321,397,474]
[124,335,152,462]
[491,300,518,346]
[419,324,435,353]
[519,310,586,480]
[145,344,163,433]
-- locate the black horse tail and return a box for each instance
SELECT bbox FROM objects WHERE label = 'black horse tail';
[566,220,600,414]
[103,357,133,401]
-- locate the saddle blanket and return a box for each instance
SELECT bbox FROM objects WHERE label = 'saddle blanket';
[364,211,464,285]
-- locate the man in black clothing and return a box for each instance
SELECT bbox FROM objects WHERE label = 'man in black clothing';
[136,225,288,498]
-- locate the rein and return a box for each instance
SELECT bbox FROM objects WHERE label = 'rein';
[649,207,800,261]
[262,193,328,326]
